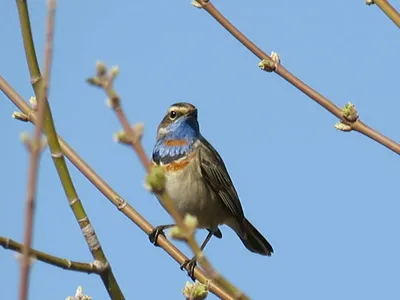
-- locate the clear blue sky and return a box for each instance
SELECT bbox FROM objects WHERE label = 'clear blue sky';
[1,1,399,299]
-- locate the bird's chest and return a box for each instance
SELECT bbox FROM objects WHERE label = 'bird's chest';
[153,141,227,227]
[162,153,207,212]
[161,157,227,228]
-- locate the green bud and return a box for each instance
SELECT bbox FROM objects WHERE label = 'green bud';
[145,166,166,193]
[182,281,209,300]
[96,61,107,76]
[341,102,358,122]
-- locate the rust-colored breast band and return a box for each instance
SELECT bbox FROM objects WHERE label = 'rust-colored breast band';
[164,152,195,172]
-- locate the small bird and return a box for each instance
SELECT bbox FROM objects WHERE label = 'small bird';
[150,102,273,277]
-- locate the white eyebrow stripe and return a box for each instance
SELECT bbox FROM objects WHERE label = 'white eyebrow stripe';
[168,106,190,115]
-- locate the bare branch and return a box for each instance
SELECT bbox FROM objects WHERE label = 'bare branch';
[366,0,400,28]
[19,1,56,299]
[195,0,400,155]
[14,1,125,298]
[1,237,101,274]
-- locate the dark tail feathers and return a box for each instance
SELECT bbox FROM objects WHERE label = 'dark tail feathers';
[238,218,273,256]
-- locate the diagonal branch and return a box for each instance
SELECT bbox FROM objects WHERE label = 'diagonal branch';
[195,0,400,155]
[15,1,124,299]
[0,75,235,300]
[367,0,400,29]
[19,1,56,299]
[1,236,101,275]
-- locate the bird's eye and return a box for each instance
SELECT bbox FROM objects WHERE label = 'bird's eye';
[169,110,177,120]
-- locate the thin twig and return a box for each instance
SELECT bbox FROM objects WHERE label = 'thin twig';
[14,1,125,299]
[195,0,400,155]
[1,236,101,274]
[87,64,248,300]
[19,1,56,299]
[0,74,234,300]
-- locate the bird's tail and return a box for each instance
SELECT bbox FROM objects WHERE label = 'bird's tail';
[238,218,273,256]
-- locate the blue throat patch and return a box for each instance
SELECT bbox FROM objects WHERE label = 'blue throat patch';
[153,116,200,164]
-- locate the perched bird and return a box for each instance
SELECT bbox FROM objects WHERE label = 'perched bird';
[150,102,273,276]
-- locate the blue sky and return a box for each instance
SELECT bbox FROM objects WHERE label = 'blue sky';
[1,1,399,299]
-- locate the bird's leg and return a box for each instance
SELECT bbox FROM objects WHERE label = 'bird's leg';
[149,224,175,246]
[180,230,214,280]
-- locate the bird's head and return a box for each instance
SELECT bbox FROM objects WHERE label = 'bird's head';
[156,102,200,140]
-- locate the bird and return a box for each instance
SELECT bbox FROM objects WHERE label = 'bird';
[150,102,273,277]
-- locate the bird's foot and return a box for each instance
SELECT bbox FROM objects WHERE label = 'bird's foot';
[180,257,197,280]
[148,225,169,247]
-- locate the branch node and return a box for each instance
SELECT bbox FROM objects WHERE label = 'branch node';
[86,76,103,88]
[12,112,29,122]
[78,216,89,224]
[192,0,203,8]
[258,58,277,72]
[29,96,38,110]
[168,226,187,241]
[109,66,120,80]
[88,61,122,109]
[270,51,281,64]
[66,259,72,268]
[39,137,48,151]
[66,285,92,300]
[144,165,166,193]
[20,132,46,152]
[69,197,79,206]
[30,75,41,85]
[334,121,352,132]
[113,123,144,145]
[96,61,108,77]
[184,214,198,231]
[20,132,31,150]
[106,91,121,109]
[93,259,110,273]
[115,196,128,210]
[51,151,64,158]
[169,215,198,241]
[341,102,359,122]
[182,280,209,300]
[15,252,37,266]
